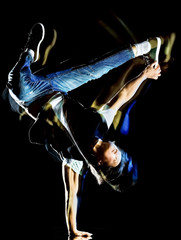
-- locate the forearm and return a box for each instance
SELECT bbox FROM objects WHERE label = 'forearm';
[65,186,92,237]
[109,62,161,110]
[62,165,79,234]
[109,72,147,110]
[122,72,147,103]
[91,58,142,110]
[65,193,78,233]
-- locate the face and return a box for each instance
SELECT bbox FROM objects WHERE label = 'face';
[97,141,121,167]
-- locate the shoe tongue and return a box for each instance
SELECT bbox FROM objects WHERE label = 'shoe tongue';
[149,48,157,61]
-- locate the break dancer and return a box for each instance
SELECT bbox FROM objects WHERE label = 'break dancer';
[7,23,162,237]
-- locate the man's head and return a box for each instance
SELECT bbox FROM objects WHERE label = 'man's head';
[93,139,121,167]
[91,140,137,192]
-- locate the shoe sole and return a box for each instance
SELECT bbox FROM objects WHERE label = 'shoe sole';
[33,23,45,62]
[155,37,161,67]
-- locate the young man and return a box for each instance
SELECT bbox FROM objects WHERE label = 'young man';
[7,23,162,237]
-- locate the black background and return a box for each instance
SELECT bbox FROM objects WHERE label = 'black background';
[2,2,180,239]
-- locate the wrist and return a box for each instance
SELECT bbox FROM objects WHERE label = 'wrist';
[69,226,77,233]
[140,72,147,81]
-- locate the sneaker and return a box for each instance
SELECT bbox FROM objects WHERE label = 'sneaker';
[24,22,45,62]
[148,37,161,66]
[7,23,46,104]
[7,23,45,89]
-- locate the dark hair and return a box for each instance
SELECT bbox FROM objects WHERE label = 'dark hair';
[100,161,123,182]
[99,150,138,192]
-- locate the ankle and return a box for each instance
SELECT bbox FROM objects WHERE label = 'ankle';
[133,41,151,57]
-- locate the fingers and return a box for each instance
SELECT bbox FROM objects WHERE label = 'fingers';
[150,62,161,80]
[69,230,93,239]
[70,236,92,240]
[143,61,162,80]
[151,61,159,69]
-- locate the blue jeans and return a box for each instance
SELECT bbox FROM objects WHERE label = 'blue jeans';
[8,46,135,106]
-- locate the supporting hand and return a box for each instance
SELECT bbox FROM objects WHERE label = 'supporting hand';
[69,229,93,239]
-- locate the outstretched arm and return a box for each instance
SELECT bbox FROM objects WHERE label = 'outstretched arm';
[62,164,92,238]
[108,62,161,111]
